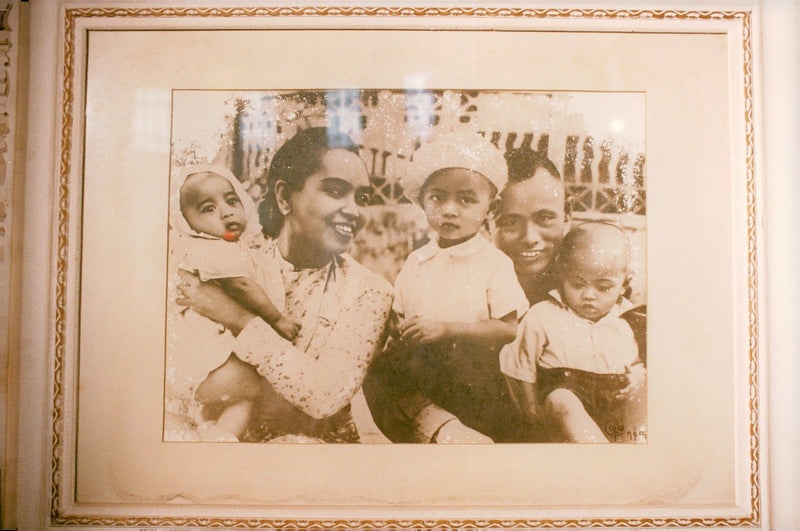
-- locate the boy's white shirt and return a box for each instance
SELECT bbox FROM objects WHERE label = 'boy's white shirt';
[392,233,528,324]
[499,290,638,383]
[391,232,529,442]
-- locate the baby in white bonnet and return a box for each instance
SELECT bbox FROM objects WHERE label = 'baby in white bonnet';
[166,164,299,441]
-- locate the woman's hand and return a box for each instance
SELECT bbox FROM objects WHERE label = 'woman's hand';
[176,270,256,335]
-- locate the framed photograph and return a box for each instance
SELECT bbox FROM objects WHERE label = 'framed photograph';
[17,0,781,528]
[162,88,647,447]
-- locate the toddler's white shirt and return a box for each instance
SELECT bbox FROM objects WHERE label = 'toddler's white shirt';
[393,233,528,323]
[500,290,639,383]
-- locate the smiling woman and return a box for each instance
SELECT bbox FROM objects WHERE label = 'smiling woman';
[167,127,393,443]
[265,130,374,268]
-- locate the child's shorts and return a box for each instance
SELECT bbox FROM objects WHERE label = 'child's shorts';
[536,365,635,440]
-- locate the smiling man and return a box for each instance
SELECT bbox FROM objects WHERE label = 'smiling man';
[493,149,571,305]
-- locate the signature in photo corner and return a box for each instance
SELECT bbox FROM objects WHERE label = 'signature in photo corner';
[604,420,647,442]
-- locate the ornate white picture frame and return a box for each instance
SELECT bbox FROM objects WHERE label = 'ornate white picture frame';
[14,1,790,528]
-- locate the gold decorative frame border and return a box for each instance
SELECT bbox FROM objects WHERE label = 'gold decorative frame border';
[51,6,759,528]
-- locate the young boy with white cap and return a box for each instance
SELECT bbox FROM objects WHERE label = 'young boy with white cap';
[389,130,529,442]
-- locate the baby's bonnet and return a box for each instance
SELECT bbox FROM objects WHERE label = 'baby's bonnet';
[169,163,263,247]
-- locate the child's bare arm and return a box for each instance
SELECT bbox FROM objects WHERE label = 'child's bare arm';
[216,277,300,340]
[398,312,518,348]
[217,276,282,322]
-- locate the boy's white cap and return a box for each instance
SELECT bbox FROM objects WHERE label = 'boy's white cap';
[401,130,508,202]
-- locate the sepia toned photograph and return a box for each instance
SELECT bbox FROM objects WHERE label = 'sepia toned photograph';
[29,4,769,526]
[164,89,647,445]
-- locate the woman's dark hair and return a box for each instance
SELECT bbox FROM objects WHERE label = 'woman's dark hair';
[259,127,361,238]
[504,147,561,183]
